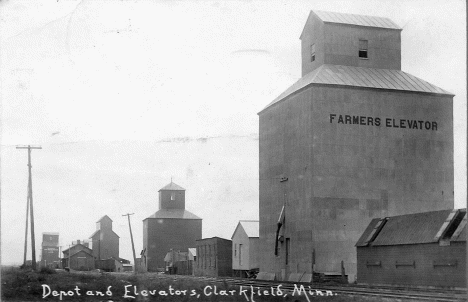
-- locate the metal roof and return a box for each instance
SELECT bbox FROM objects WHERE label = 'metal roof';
[368,209,455,246]
[159,181,185,191]
[312,10,401,30]
[239,220,259,238]
[146,209,201,220]
[261,64,453,113]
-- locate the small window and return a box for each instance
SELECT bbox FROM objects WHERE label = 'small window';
[359,40,368,59]
[170,193,175,201]
[234,244,237,257]
[310,43,316,62]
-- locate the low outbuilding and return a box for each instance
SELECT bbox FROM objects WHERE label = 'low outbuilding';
[231,220,259,277]
[61,242,95,271]
[194,237,232,277]
[356,208,466,288]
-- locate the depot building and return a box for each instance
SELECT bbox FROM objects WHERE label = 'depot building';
[258,10,454,282]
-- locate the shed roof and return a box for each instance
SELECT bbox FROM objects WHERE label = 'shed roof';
[159,181,185,191]
[356,209,467,247]
[260,64,453,113]
[188,248,196,257]
[146,209,201,220]
[312,10,401,30]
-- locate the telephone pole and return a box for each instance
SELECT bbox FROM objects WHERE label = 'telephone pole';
[17,145,41,271]
[23,182,30,267]
[123,213,138,273]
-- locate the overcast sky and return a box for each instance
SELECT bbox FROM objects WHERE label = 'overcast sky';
[1,0,466,265]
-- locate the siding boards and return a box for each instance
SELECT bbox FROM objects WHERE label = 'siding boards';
[357,243,466,287]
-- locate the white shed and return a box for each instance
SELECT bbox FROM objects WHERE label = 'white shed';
[231,220,259,277]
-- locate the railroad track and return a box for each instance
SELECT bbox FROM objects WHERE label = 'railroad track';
[163,275,467,301]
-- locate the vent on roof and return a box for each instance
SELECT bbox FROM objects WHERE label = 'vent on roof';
[434,209,465,243]
[450,212,467,241]
[363,218,388,246]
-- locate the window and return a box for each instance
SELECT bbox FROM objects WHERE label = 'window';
[285,238,290,265]
[310,43,316,62]
[170,193,175,201]
[234,244,237,257]
[359,40,368,59]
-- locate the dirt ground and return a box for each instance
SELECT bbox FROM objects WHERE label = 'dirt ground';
[1,266,404,302]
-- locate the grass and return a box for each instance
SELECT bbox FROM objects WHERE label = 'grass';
[1,266,387,301]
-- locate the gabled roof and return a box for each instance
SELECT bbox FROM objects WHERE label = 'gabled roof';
[196,236,231,242]
[159,181,185,191]
[232,220,259,239]
[97,215,113,222]
[62,243,92,254]
[146,209,201,220]
[356,209,466,247]
[89,229,120,239]
[69,249,94,258]
[312,10,401,30]
[260,64,453,113]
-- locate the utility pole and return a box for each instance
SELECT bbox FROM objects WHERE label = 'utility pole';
[68,244,71,270]
[17,145,41,270]
[123,213,138,273]
[23,182,29,267]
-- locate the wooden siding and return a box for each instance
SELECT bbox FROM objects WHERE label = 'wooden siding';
[357,243,466,288]
[194,238,232,277]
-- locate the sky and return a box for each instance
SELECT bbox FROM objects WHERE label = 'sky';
[0,0,466,265]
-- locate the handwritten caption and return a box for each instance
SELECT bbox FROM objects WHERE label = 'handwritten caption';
[42,284,336,301]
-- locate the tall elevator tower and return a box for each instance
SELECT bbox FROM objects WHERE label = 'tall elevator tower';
[258,10,454,281]
[143,181,202,271]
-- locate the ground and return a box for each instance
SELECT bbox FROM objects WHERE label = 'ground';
[1,266,406,301]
